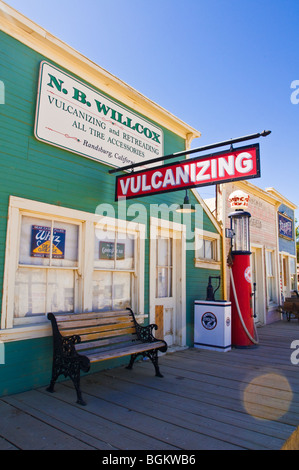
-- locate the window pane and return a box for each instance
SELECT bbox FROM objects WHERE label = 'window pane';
[205,240,213,259]
[267,278,274,302]
[19,216,79,268]
[197,238,204,259]
[266,251,273,276]
[14,268,47,317]
[157,267,168,298]
[157,237,168,267]
[94,228,115,269]
[92,271,112,311]
[19,216,51,266]
[113,272,131,310]
[116,233,135,270]
[290,257,296,275]
[92,271,132,311]
[50,221,79,267]
[47,269,74,313]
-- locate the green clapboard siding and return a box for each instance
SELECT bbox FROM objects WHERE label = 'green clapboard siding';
[0,31,221,396]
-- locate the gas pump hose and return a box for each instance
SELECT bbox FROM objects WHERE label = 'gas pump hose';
[229,268,259,345]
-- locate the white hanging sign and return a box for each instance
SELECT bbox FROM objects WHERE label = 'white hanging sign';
[34,61,163,169]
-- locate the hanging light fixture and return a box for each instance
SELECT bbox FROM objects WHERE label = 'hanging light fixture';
[176,189,196,213]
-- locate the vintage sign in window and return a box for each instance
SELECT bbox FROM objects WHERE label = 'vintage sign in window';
[99,241,125,261]
[19,216,78,267]
[30,225,66,259]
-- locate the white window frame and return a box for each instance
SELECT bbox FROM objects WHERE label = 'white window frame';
[280,252,297,295]
[92,218,140,313]
[1,196,145,342]
[265,249,278,306]
[289,256,297,292]
[14,212,82,326]
[194,228,221,270]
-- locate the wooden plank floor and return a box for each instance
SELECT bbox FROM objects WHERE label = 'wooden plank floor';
[1,319,299,450]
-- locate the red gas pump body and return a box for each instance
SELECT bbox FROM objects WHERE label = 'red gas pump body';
[230,253,255,347]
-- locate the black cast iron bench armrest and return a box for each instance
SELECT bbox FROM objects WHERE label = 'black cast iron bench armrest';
[127,308,167,347]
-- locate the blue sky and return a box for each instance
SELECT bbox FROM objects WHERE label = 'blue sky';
[3,0,299,219]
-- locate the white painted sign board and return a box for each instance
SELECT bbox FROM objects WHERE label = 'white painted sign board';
[34,61,163,169]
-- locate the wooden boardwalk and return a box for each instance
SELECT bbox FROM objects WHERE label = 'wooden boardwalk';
[1,320,299,450]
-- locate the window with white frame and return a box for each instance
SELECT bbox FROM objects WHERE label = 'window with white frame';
[266,250,277,304]
[156,235,173,298]
[15,214,80,325]
[93,225,136,311]
[1,197,145,340]
[194,228,221,269]
[290,257,297,292]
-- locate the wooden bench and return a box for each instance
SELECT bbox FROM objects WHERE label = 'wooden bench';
[47,307,167,405]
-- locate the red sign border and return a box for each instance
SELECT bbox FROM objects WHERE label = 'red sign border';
[115,143,260,201]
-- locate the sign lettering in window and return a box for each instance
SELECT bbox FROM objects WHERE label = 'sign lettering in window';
[31,225,66,259]
[99,241,125,260]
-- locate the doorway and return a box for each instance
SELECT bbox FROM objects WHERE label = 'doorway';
[250,247,265,324]
[149,218,186,348]
[282,255,289,299]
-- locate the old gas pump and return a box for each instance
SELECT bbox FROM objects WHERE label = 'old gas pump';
[227,191,258,348]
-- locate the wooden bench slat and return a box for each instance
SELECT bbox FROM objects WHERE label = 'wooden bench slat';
[76,340,139,356]
[76,340,137,356]
[57,315,133,330]
[86,341,167,363]
[77,327,137,343]
[75,334,138,351]
[60,321,134,337]
[54,310,130,322]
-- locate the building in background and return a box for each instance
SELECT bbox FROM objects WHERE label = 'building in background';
[266,188,297,302]
[206,181,297,325]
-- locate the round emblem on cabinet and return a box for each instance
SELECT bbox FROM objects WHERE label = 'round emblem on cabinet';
[201,312,217,330]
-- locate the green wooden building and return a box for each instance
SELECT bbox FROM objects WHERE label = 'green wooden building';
[0,2,223,397]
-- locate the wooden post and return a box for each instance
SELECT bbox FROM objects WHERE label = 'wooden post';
[155,305,164,340]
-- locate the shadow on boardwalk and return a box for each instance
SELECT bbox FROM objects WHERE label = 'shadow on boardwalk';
[0,320,299,450]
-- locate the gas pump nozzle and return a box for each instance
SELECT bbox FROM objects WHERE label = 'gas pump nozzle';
[206,276,221,301]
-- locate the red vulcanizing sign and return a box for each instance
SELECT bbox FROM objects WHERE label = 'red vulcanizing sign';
[115,143,260,200]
